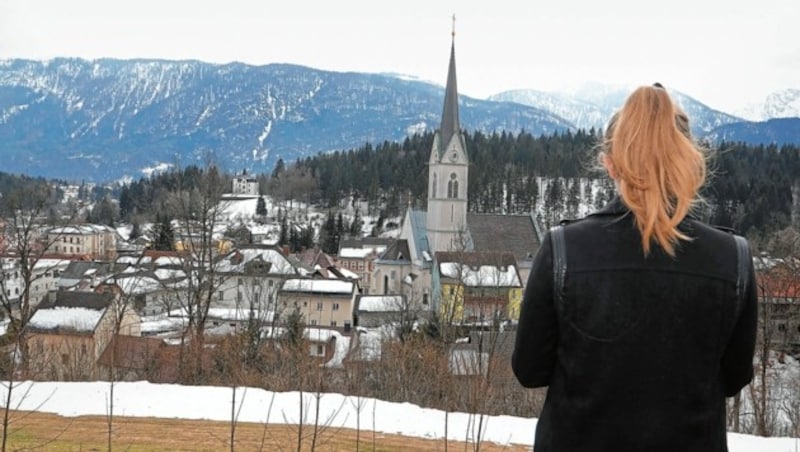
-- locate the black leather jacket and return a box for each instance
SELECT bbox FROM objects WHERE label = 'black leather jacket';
[512,198,757,452]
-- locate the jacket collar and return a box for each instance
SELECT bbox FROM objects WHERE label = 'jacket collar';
[590,196,629,217]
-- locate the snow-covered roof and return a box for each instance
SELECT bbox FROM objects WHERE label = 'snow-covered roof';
[338,246,385,259]
[32,259,71,271]
[140,315,187,335]
[207,308,274,322]
[154,256,182,266]
[219,247,297,275]
[358,295,404,313]
[29,306,103,332]
[108,275,161,295]
[337,267,359,279]
[439,262,521,287]
[49,224,116,235]
[281,279,354,295]
[154,268,186,280]
[117,255,151,265]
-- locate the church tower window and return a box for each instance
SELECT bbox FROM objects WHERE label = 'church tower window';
[447,173,458,198]
[432,173,437,198]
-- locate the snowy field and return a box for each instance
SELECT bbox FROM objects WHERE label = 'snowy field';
[1,381,798,451]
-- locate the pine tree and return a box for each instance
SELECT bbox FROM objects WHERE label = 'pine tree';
[282,305,306,347]
[320,211,338,254]
[350,209,362,237]
[152,214,175,251]
[278,212,289,246]
[129,221,141,240]
[256,195,267,216]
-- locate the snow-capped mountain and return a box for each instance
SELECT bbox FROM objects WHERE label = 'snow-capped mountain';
[0,58,571,181]
[489,88,614,132]
[489,83,745,136]
[0,59,797,182]
[736,89,800,122]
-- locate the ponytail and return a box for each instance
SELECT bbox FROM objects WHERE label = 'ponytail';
[602,85,707,257]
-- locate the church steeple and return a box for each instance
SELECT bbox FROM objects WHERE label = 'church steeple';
[438,27,460,158]
[426,17,469,253]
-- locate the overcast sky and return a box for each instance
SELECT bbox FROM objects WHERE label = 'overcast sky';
[1,0,797,113]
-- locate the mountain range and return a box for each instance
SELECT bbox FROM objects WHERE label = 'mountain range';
[0,58,797,182]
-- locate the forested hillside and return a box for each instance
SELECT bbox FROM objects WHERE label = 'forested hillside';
[293,130,800,239]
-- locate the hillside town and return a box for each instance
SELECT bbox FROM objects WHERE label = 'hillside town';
[1,39,799,445]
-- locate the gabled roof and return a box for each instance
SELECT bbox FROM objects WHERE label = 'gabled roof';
[435,251,522,287]
[39,291,114,310]
[60,261,114,280]
[466,213,541,263]
[28,292,113,333]
[377,239,411,263]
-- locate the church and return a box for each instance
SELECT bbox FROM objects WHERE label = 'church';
[372,35,544,323]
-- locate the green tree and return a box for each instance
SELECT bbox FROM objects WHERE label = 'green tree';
[152,214,174,251]
[256,195,267,216]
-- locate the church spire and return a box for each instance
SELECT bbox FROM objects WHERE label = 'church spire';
[439,15,460,155]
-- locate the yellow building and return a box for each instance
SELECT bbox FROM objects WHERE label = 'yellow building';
[435,251,523,324]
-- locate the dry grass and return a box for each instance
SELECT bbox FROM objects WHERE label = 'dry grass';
[2,410,532,451]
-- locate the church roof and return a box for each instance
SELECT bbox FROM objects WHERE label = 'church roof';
[376,239,411,263]
[437,40,461,158]
[466,213,542,263]
[409,209,432,262]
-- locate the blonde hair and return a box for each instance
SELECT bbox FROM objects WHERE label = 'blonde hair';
[602,85,707,257]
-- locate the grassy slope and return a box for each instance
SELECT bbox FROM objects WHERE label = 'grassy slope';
[4,410,532,451]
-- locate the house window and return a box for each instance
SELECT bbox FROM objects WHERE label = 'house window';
[331,320,337,327]
[423,293,429,305]
[61,354,69,365]
[310,319,317,326]
[332,303,339,311]
[218,291,224,301]
[316,344,324,356]
[316,302,323,311]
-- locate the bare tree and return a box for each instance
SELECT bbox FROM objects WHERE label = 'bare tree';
[164,162,232,383]
[0,183,77,452]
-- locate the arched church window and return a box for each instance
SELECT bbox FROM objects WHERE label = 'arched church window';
[432,173,437,198]
[448,173,458,198]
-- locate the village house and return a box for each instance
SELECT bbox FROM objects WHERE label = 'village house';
[215,244,299,311]
[0,257,70,312]
[755,256,800,356]
[336,238,392,294]
[434,251,523,324]
[353,294,408,328]
[25,291,141,380]
[232,169,259,196]
[47,223,118,260]
[278,278,357,330]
